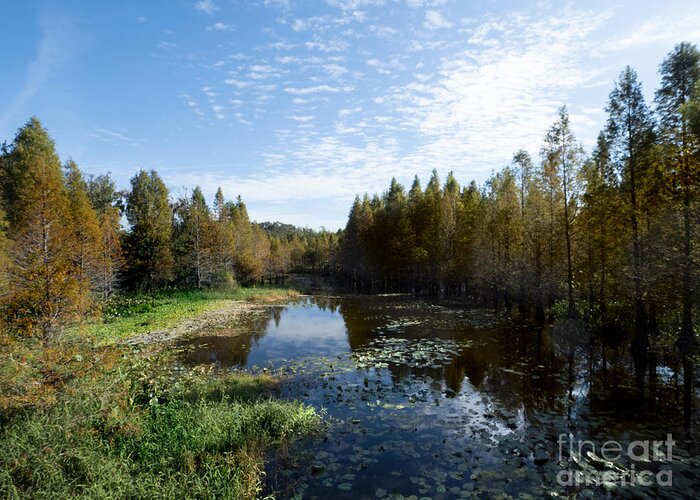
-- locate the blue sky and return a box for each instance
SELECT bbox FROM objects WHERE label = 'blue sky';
[1,0,699,229]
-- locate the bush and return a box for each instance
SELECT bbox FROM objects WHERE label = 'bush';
[0,352,320,499]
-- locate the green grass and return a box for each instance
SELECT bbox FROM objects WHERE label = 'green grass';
[70,287,300,345]
[0,357,319,499]
[0,286,320,499]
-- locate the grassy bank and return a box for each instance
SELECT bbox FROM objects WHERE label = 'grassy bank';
[73,287,300,345]
[0,287,318,499]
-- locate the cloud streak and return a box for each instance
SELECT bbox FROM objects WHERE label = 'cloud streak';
[0,13,75,131]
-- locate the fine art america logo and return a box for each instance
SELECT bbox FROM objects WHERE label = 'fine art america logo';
[557,434,675,487]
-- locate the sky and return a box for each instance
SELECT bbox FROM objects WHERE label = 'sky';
[1,1,699,230]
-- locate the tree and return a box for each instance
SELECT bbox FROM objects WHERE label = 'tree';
[87,173,123,300]
[341,196,366,286]
[655,42,700,355]
[441,172,463,292]
[230,196,257,283]
[0,211,12,306]
[1,118,79,338]
[522,168,549,323]
[511,150,534,311]
[512,149,533,220]
[422,170,443,294]
[606,66,656,397]
[541,106,583,317]
[378,178,410,290]
[124,170,174,289]
[479,168,521,309]
[64,160,101,316]
[210,187,236,288]
[580,133,619,321]
[655,42,700,426]
[87,173,123,214]
[174,187,214,288]
[685,81,700,138]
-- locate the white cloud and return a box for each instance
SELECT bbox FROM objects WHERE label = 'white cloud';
[597,14,700,54]
[305,37,350,52]
[229,7,615,228]
[338,106,362,117]
[424,10,452,30]
[263,0,291,8]
[283,85,352,95]
[247,64,286,79]
[324,63,348,78]
[369,25,397,37]
[145,3,689,228]
[292,18,307,31]
[181,93,204,117]
[194,0,218,15]
[225,78,253,89]
[207,22,232,31]
[379,10,611,176]
[269,41,296,50]
[163,135,402,228]
[212,104,225,119]
[89,127,141,147]
[325,0,385,11]
[290,115,315,122]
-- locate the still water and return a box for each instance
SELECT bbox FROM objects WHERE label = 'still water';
[178,294,699,499]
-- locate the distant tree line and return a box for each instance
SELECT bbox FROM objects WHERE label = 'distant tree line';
[339,42,700,404]
[0,123,338,339]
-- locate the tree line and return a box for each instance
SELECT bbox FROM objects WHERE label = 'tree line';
[0,123,338,339]
[339,42,700,404]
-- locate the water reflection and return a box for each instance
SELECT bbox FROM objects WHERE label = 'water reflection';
[177,294,689,423]
[176,294,698,498]
[179,297,348,368]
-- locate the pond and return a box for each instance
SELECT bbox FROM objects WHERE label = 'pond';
[177,294,700,499]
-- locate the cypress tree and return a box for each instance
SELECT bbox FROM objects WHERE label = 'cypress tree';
[1,118,78,338]
[64,160,102,316]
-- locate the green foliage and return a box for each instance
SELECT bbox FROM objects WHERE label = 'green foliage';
[124,170,174,289]
[86,172,122,215]
[339,44,700,355]
[0,349,319,499]
[73,287,299,345]
[0,120,338,336]
[173,187,216,288]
